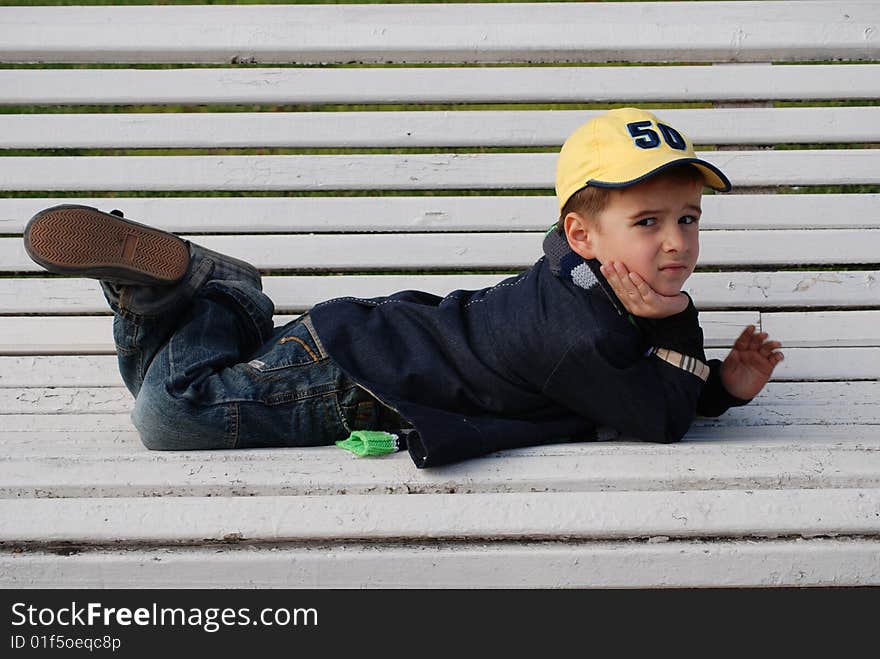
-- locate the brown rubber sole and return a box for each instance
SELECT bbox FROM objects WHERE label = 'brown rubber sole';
[23,204,190,285]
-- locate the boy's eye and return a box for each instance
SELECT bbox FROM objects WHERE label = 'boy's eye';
[635,215,699,227]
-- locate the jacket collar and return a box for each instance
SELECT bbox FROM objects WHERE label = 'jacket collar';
[542,227,628,317]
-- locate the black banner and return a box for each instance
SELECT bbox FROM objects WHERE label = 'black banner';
[1,588,876,655]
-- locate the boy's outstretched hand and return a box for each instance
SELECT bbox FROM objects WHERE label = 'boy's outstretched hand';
[721,325,784,401]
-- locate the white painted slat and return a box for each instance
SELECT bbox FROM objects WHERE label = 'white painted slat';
[2,489,878,543]
[705,347,880,380]
[4,65,879,105]
[1,414,135,433]
[8,403,878,436]
[1,151,877,192]
[6,351,856,388]
[2,415,877,454]
[0,153,549,191]
[1,387,132,415]
[701,403,880,427]
[2,232,541,272]
[0,311,758,355]
[763,311,880,348]
[5,401,877,440]
[6,107,880,149]
[0,314,284,355]
[2,270,880,315]
[0,356,120,387]
[0,344,875,381]
[5,381,877,416]
[4,194,880,234]
[5,392,880,431]
[2,310,878,356]
[2,412,880,448]
[5,230,880,275]
[685,270,880,309]
[2,417,877,462]
[2,2,877,64]
[4,538,879,589]
[0,317,117,355]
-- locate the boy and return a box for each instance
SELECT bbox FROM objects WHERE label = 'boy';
[23,108,784,468]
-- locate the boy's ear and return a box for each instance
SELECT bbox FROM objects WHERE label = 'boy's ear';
[563,211,598,260]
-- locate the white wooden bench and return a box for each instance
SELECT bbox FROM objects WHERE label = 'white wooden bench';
[1,1,879,588]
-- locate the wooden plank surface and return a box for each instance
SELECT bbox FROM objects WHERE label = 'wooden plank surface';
[0,328,877,379]
[762,311,880,347]
[2,349,860,385]
[4,194,879,234]
[0,312,762,353]
[2,422,878,498]
[8,309,877,353]
[0,356,122,387]
[1,2,876,64]
[4,65,879,105]
[4,538,879,589]
[701,347,880,380]
[5,107,879,149]
[2,417,878,453]
[5,231,880,274]
[3,489,879,544]
[4,381,877,417]
[1,151,879,191]
[2,270,880,315]
[5,411,878,439]
[20,348,868,388]
[11,310,875,354]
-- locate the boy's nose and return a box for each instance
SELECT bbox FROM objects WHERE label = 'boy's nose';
[661,228,687,251]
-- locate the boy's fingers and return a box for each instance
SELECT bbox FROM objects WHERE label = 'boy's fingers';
[601,265,625,297]
[600,263,617,285]
[613,262,634,294]
[766,351,785,366]
[601,263,629,299]
[628,271,652,301]
[615,266,641,301]
[734,325,756,349]
[751,331,769,349]
[599,264,614,286]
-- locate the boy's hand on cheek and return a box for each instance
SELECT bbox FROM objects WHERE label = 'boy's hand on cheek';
[599,261,690,319]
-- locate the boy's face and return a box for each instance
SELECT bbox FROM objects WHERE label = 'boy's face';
[564,173,703,297]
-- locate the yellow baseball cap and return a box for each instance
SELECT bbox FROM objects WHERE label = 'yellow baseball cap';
[555,108,731,211]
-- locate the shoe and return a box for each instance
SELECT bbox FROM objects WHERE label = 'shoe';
[23,204,190,286]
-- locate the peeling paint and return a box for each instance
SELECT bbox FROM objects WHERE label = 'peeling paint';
[746,275,772,299]
[794,273,843,293]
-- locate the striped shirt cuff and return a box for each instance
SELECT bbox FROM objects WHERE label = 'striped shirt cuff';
[646,346,711,382]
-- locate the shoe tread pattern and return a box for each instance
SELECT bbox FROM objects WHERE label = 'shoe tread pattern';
[24,206,189,284]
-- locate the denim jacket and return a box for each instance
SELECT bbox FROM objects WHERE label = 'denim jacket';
[309,228,750,468]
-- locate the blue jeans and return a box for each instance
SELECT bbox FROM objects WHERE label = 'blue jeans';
[101,241,404,450]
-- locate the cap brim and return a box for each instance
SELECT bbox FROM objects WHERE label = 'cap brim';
[588,157,732,192]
